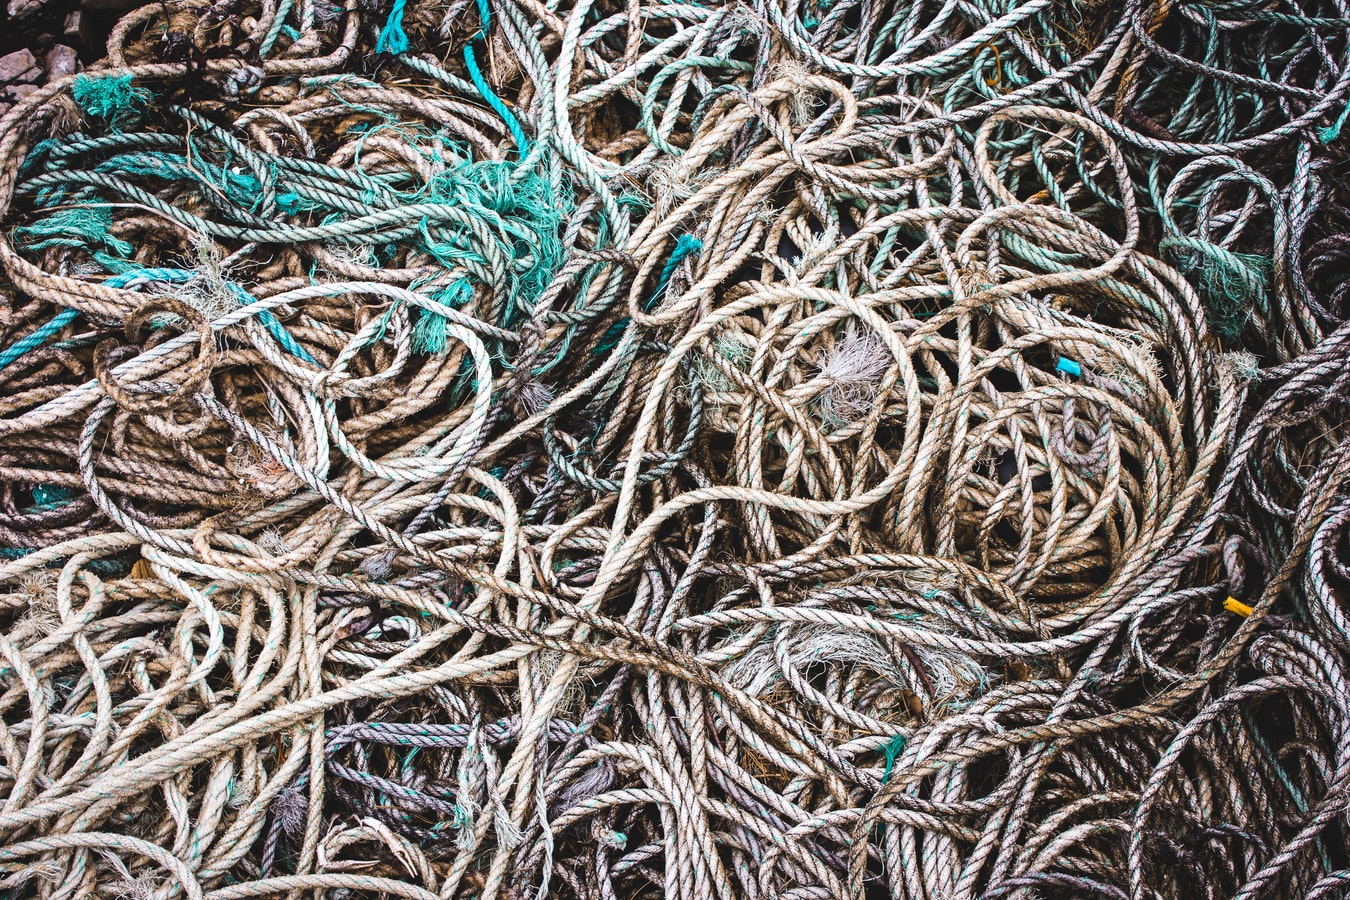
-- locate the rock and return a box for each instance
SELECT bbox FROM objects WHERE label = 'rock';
[3,85,40,104]
[7,0,48,18]
[44,46,80,82]
[64,10,97,49]
[0,50,37,84]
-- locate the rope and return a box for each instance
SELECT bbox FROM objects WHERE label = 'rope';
[0,0,1344,896]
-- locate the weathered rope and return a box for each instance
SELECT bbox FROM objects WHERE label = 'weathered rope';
[0,0,1346,896]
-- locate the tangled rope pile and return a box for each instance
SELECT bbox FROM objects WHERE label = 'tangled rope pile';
[0,0,1347,896]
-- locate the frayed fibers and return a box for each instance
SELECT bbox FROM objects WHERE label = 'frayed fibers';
[1160,236,1269,342]
[412,281,473,355]
[816,326,891,428]
[72,74,150,130]
[15,206,132,258]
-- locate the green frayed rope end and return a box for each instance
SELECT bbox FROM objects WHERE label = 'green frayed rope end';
[1160,236,1269,342]
[413,309,448,355]
[72,74,150,129]
[15,207,133,258]
[412,282,472,355]
[29,485,74,511]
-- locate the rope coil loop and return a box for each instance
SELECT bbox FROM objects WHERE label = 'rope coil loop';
[0,0,1346,896]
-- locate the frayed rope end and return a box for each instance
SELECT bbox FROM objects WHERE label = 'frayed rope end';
[72,74,150,127]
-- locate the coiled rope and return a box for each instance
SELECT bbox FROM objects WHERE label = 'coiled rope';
[0,0,1346,896]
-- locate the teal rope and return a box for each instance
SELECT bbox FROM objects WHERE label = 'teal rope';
[29,485,74,511]
[646,234,703,309]
[464,0,529,157]
[881,733,908,783]
[592,318,630,355]
[592,235,702,355]
[375,0,410,55]
[227,284,318,364]
[1319,88,1350,142]
[71,74,150,134]
[465,46,529,158]
[103,268,316,364]
[259,0,297,57]
[0,308,80,372]
[104,268,188,288]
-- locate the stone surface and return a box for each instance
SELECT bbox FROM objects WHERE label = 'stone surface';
[7,0,49,18]
[63,9,96,48]
[3,84,40,103]
[44,45,80,81]
[0,50,37,83]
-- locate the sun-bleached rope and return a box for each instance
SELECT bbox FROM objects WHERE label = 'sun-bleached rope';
[0,0,1347,896]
